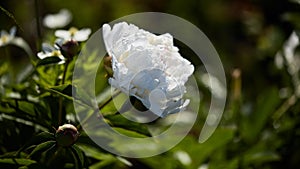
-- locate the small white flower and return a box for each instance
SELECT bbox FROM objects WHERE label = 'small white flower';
[103,22,194,117]
[43,9,72,29]
[37,43,65,64]
[55,27,91,42]
[0,26,16,46]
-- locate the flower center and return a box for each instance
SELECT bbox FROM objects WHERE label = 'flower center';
[69,27,78,37]
[51,50,61,57]
[0,35,9,44]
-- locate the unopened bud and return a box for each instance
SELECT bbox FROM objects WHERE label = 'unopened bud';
[60,40,79,59]
[104,55,113,77]
[55,124,79,147]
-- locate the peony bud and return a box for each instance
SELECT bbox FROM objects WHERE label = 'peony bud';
[103,55,113,77]
[55,124,79,147]
[59,39,79,59]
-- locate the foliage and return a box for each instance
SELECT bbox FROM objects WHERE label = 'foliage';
[1,0,300,169]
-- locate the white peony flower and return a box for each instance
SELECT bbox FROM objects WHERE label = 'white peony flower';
[55,27,91,42]
[37,43,65,64]
[43,9,72,29]
[102,22,194,117]
[0,26,16,46]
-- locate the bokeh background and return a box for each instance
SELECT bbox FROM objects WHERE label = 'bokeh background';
[1,0,300,168]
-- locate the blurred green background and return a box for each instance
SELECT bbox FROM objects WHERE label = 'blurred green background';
[1,0,300,168]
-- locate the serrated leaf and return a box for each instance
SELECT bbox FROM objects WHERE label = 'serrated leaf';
[36,57,62,67]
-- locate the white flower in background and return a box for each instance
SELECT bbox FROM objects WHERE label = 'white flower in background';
[43,9,72,29]
[37,43,65,64]
[103,22,194,117]
[0,26,16,46]
[55,27,91,42]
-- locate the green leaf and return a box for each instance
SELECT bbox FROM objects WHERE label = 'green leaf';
[47,85,73,101]
[50,84,73,97]
[0,104,15,113]
[112,127,148,138]
[242,140,281,166]
[76,143,114,161]
[241,87,281,142]
[209,157,239,169]
[70,148,80,169]
[47,84,92,108]
[171,127,235,168]
[18,131,54,154]
[70,145,85,168]
[244,151,280,166]
[36,57,62,67]
[17,101,36,116]
[29,141,56,159]
[0,61,9,76]
[0,158,36,166]
[116,156,132,167]
[105,114,151,137]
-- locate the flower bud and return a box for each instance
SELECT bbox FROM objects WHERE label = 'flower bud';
[60,39,79,59]
[103,55,113,77]
[55,124,79,147]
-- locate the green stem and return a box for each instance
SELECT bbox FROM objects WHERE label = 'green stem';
[61,60,69,84]
[77,90,121,131]
[0,5,23,31]
[34,0,42,50]
[58,60,70,125]
[4,46,15,83]
[273,94,297,121]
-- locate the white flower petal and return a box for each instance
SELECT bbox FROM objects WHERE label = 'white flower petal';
[37,43,64,63]
[1,30,8,37]
[43,9,72,29]
[55,30,71,40]
[103,22,194,117]
[0,27,16,46]
[55,28,91,42]
[37,52,50,59]
[10,26,16,36]
[41,43,55,53]
[74,28,91,41]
